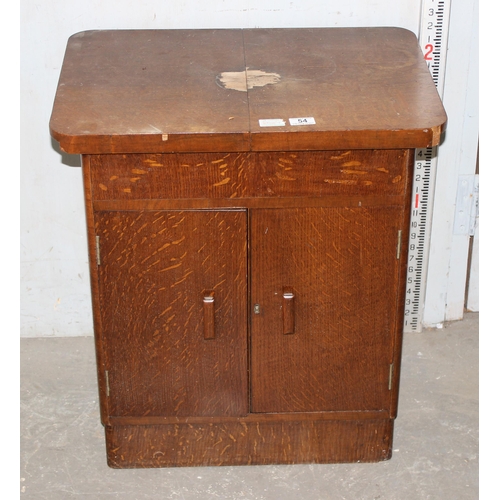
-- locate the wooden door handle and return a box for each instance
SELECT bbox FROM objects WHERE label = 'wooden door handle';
[282,287,295,335]
[203,291,215,340]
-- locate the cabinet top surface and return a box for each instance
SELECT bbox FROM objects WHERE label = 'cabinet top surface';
[49,27,447,154]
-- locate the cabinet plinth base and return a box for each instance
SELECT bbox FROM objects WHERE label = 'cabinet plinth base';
[105,418,394,468]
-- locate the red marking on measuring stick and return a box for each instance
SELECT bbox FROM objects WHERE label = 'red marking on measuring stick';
[415,193,419,209]
[424,44,433,61]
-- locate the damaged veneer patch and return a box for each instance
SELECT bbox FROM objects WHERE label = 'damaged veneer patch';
[216,68,281,92]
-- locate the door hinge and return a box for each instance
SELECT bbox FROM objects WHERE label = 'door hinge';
[96,235,101,266]
[388,363,394,390]
[453,174,479,236]
[396,230,402,260]
[105,370,110,397]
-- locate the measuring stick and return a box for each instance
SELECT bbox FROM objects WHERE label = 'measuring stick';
[404,0,451,332]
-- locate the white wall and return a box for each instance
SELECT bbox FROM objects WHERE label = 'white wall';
[20,0,477,337]
[422,0,479,326]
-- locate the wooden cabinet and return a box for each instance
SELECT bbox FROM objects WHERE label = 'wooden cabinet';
[50,28,446,468]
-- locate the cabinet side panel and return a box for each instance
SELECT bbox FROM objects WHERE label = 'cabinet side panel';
[95,210,248,417]
[82,155,111,424]
[250,207,402,413]
[389,148,415,418]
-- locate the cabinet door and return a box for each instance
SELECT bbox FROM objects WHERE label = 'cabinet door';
[250,207,403,413]
[95,210,248,417]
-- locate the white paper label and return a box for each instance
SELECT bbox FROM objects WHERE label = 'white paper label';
[289,117,316,126]
[259,118,286,127]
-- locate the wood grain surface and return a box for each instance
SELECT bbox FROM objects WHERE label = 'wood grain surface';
[82,143,412,465]
[89,150,409,201]
[105,419,393,467]
[95,210,248,417]
[49,28,446,153]
[250,207,403,413]
[53,26,433,467]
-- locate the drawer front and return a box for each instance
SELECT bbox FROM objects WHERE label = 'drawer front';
[90,150,410,201]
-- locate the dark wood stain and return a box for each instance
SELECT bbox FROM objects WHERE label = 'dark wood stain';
[49,28,446,468]
[95,210,248,418]
[105,419,394,468]
[250,206,403,413]
[49,28,446,154]
[89,150,409,201]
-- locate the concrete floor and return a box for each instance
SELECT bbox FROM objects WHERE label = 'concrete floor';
[20,313,478,499]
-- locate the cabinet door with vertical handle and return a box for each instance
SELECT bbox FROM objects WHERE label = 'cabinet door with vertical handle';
[250,207,403,413]
[95,209,248,418]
